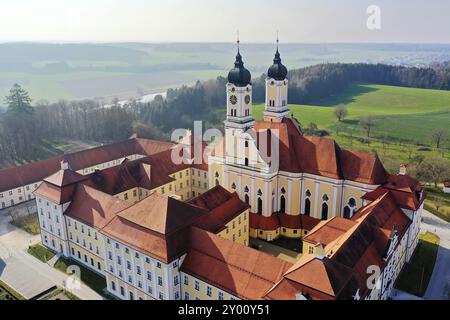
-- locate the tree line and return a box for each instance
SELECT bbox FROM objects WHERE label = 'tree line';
[1,61,450,166]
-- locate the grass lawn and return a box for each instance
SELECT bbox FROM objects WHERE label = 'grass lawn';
[250,238,301,264]
[0,279,26,300]
[395,232,440,297]
[27,243,55,263]
[10,213,41,235]
[54,257,106,297]
[423,186,450,223]
[253,83,450,149]
[270,236,303,253]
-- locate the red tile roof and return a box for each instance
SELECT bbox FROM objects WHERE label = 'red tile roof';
[250,212,321,232]
[117,193,207,234]
[279,213,321,231]
[34,181,77,204]
[64,184,132,229]
[0,138,174,193]
[281,254,355,298]
[44,166,88,187]
[249,212,280,231]
[101,193,208,263]
[188,185,250,233]
[303,217,356,246]
[180,227,292,300]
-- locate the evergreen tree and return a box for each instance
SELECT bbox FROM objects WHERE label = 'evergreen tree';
[5,83,33,113]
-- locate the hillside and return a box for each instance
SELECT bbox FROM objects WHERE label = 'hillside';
[254,83,450,149]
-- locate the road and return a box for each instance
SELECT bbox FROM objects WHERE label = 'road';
[0,205,103,300]
[421,209,450,300]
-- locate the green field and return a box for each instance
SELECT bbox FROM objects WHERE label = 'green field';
[254,83,450,149]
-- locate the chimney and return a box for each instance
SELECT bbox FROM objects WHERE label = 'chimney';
[142,163,151,179]
[399,163,408,175]
[61,160,69,170]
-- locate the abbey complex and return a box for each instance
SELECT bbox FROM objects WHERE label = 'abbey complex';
[0,43,425,300]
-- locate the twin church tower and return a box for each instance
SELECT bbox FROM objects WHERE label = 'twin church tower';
[224,38,290,133]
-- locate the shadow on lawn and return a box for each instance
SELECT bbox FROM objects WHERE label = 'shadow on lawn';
[314,83,380,107]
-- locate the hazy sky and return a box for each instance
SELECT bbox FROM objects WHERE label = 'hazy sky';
[1,0,449,43]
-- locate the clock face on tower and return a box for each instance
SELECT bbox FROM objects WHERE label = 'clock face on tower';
[244,95,251,105]
[229,95,237,105]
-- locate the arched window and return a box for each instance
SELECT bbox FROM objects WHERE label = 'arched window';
[305,190,311,197]
[280,195,286,213]
[244,186,249,193]
[304,198,311,216]
[257,189,263,196]
[245,158,249,166]
[322,194,329,202]
[343,206,351,219]
[215,179,219,186]
[281,187,286,194]
[215,172,219,178]
[231,182,236,190]
[321,203,328,220]
[245,194,249,205]
[257,198,263,215]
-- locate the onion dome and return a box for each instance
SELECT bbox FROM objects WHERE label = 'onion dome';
[268,48,288,80]
[227,50,251,87]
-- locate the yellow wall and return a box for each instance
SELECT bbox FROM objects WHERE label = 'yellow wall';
[217,209,249,246]
[66,216,105,273]
[180,272,238,300]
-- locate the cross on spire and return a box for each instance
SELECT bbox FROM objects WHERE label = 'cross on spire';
[276,30,279,52]
[237,30,240,53]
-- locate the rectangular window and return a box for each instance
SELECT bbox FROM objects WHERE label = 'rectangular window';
[218,291,224,300]
[184,275,189,285]
[136,266,141,275]
[206,286,212,297]
[195,280,199,291]
[184,292,190,300]
[158,276,163,286]
[147,271,152,281]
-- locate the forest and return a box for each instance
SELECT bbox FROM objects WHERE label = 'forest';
[1,61,450,166]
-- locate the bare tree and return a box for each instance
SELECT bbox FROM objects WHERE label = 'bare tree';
[416,157,450,187]
[429,128,449,149]
[334,104,348,122]
[359,116,376,138]
[403,144,416,160]
[434,197,444,212]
